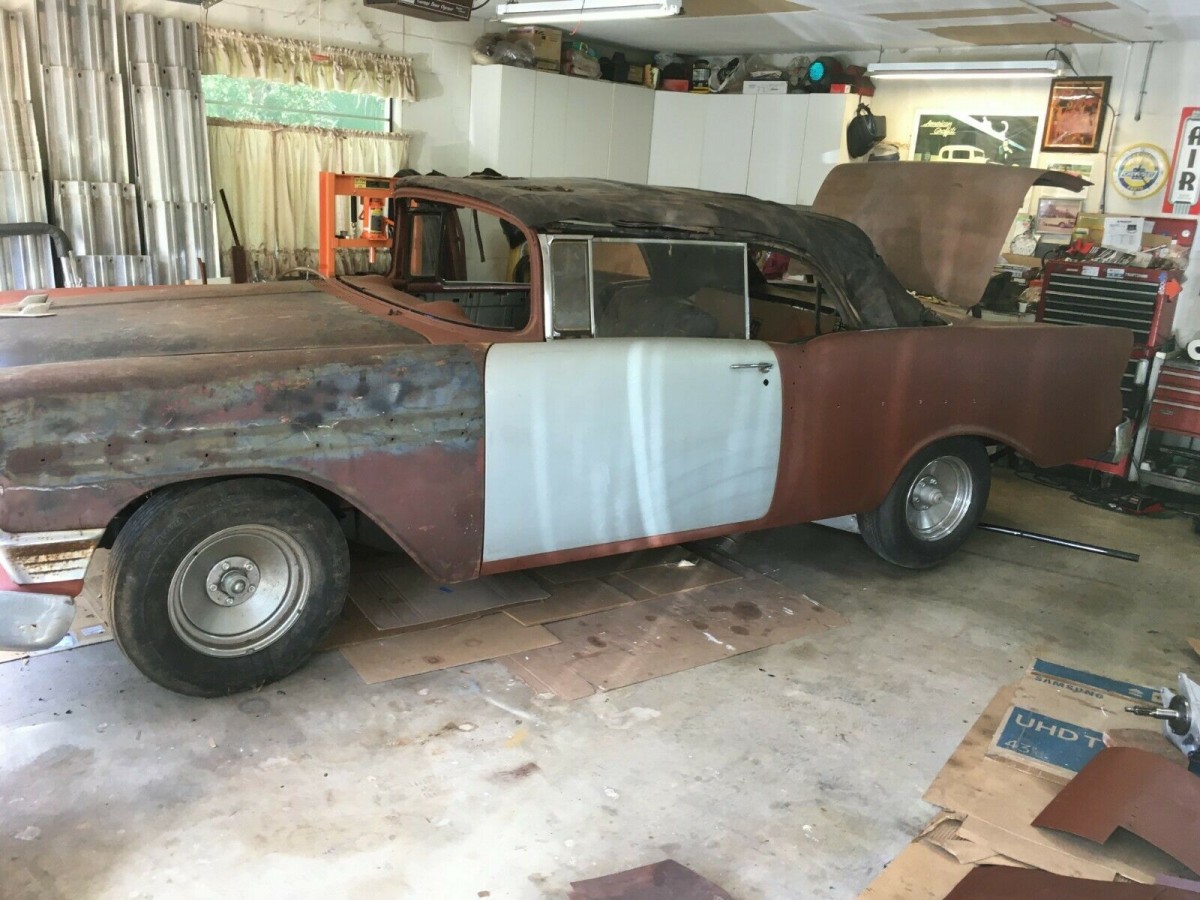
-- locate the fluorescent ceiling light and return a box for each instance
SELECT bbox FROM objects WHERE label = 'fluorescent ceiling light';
[867,60,1063,81]
[497,0,682,24]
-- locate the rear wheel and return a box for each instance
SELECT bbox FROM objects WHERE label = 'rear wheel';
[859,438,990,569]
[106,479,349,696]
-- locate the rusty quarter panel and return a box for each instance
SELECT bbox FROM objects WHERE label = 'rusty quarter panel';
[0,345,486,583]
[762,321,1132,525]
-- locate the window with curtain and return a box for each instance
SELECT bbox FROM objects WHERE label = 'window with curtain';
[200,27,415,279]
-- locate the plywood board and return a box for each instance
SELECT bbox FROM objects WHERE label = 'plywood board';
[923,686,1189,883]
[340,614,559,685]
[502,576,846,699]
[682,0,811,16]
[874,3,1115,21]
[928,22,1110,44]
[348,565,547,631]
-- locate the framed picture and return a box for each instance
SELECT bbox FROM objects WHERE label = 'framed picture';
[911,111,1044,168]
[1036,196,1083,235]
[1041,77,1110,153]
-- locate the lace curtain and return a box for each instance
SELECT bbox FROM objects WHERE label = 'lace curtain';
[200,27,417,101]
[208,120,411,278]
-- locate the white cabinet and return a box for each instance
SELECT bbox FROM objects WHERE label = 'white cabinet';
[699,95,756,195]
[469,65,854,202]
[746,94,809,204]
[471,65,656,182]
[468,65,536,177]
[796,94,854,206]
[609,83,655,183]
[647,91,706,188]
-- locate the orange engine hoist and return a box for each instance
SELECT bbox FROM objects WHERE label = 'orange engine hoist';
[317,171,395,277]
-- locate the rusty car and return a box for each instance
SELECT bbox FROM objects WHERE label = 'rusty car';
[0,163,1132,695]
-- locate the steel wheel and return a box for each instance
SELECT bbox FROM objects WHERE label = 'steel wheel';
[167,524,310,658]
[905,455,975,542]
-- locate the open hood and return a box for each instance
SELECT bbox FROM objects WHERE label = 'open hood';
[812,162,1088,308]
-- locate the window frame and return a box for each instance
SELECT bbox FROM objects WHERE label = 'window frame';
[541,234,752,341]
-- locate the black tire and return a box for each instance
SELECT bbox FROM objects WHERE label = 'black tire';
[859,437,990,569]
[106,478,349,696]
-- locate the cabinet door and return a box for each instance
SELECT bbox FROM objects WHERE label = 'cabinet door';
[797,94,852,205]
[747,95,810,204]
[563,78,615,179]
[699,95,756,195]
[531,71,568,177]
[608,84,655,183]
[469,65,536,177]
[648,92,706,188]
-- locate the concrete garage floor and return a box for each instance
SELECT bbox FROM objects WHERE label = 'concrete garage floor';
[2,469,1197,900]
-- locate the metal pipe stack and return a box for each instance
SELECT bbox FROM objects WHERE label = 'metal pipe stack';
[126,13,218,284]
[0,11,53,291]
[39,0,149,286]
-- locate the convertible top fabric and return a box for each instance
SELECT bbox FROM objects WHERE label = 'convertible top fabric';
[394,175,930,329]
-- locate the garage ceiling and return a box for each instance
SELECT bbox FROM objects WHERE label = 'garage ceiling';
[553,0,1200,54]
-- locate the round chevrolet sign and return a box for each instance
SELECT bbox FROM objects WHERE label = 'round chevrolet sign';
[1111,144,1169,200]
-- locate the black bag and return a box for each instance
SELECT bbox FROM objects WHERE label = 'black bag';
[846,102,887,159]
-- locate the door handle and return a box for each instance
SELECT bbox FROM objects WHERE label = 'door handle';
[731,362,774,373]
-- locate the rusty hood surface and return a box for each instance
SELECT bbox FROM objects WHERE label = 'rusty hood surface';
[812,162,1087,308]
[0,280,424,369]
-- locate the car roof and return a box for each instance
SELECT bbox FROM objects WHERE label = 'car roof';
[393,175,929,329]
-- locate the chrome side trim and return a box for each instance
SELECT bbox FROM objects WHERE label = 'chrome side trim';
[0,527,105,584]
[0,590,75,651]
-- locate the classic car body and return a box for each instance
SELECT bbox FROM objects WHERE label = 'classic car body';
[0,163,1132,693]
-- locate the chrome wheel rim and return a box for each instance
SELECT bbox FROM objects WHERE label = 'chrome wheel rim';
[168,525,309,658]
[906,456,974,542]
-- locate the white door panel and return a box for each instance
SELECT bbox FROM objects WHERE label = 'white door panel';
[484,338,783,563]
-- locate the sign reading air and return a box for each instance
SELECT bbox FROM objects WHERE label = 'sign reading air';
[1165,106,1200,216]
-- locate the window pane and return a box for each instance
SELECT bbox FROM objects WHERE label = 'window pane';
[593,240,746,339]
[550,240,592,334]
[202,74,390,132]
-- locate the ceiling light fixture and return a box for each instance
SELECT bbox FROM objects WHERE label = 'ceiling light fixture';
[866,60,1063,81]
[496,0,682,25]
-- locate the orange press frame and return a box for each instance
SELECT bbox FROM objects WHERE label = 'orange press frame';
[317,172,395,278]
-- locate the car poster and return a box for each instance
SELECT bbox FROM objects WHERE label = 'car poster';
[911,111,1044,168]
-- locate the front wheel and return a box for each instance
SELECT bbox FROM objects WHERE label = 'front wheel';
[106,479,350,696]
[858,438,990,569]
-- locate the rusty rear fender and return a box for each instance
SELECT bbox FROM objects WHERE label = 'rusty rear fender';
[0,343,488,583]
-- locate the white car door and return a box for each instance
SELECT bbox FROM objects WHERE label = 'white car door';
[482,236,783,564]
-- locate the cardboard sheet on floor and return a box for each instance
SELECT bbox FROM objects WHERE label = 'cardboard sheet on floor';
[1189,638,1200,659]
[340,614,559,685]
[348,565,547,631]
[504,579,638,627]
[985,659,1162,784]
[857,839,973,899]
[924,686,1191,883]
[532,546,690,585]
[502,575,846,700]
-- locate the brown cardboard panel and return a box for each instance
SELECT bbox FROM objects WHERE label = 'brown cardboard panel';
[1188,637,1200,658]
[606,557,740,598]
[857,840,971,899]
[927,22,1111,44]
[925,687,1190,883]
[682,0,811,16]
[504,576,845,699]
[340,614,559,685]
[348,565,547,631]
[945,866,1200,899]
[502,650,597,701]
[875,2,1115,20]
[532,546,689,585]
[504,579,637,627]
[920,813,1028,867]
[1032,747,1200,875]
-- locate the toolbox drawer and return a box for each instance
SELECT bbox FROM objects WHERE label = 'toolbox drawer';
[1148,364,1200,437]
